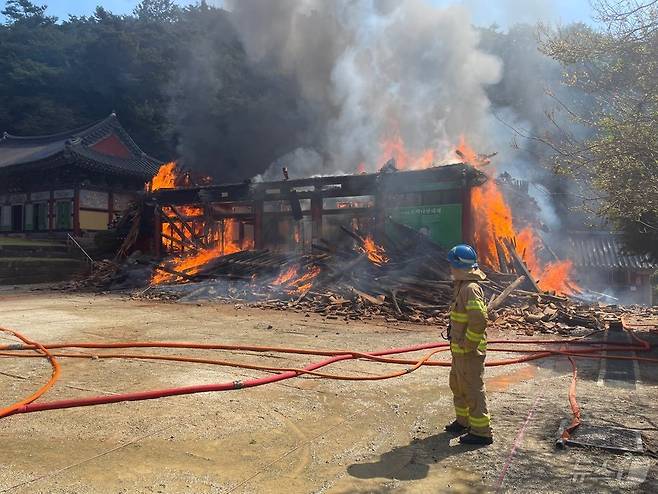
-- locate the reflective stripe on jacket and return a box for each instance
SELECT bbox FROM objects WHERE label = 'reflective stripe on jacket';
[449,269,488,356]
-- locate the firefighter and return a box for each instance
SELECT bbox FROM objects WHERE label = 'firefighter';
[443,244,493,445]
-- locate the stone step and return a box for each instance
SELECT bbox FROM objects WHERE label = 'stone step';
[0,257,90,285]
[0,241,87,260]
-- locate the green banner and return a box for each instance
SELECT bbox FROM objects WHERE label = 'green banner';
[388,204,462,248]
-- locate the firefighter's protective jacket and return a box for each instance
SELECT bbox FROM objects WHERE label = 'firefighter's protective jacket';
[449,267,488,356]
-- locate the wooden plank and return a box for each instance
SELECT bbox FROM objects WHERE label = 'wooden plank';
[495,238,510,274]
[502,238,541,293]
[339,225,365,246]
[488,275,525,312]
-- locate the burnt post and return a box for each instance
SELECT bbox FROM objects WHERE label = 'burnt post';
[153,205,162,258]
[311,192,323,241]
[253,199,264,249]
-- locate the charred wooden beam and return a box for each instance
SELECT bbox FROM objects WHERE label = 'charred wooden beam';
[495,238,510,274]
[340,225,366,246]
[155,205,201,251]
[166,205,204,248]
[152,263,196,281]
[502,238,541,292]
[488,275,525,312]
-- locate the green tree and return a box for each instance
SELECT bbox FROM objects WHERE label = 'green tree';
[133,0,181,23]
[540,1,658,258]
[1,0,56,25]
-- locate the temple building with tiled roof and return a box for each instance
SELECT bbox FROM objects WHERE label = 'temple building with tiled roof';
[565,231,657,305]
[0,113,161,236]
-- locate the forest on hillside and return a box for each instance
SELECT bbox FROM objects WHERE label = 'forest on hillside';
[1,0,656,257]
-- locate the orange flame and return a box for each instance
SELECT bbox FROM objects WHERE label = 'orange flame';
[272,265,320,295]
[289,265,321,294]
[272,266,298,286]
[455,136,479,165]
[471,181,515,268]
[150,162,177,191]
[152,219,247,284]
[380,134,436,170]
[361,235,389,266]
[464,135,579,295]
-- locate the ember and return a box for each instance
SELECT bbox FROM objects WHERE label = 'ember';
[272,266,298,286]
[272,265,321,295]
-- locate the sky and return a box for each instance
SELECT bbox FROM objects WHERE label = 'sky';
[1,0,593,26]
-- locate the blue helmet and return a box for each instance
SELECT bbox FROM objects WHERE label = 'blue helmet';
[447,244,478,270]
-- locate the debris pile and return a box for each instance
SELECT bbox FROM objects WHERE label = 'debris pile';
[105,219,650,333]
[65,215,656,335]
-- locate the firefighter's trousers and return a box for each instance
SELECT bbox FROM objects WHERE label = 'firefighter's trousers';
[449,352,492,437]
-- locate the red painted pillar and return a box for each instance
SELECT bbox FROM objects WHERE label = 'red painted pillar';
[73,188,81,235]
[108,191,114,226]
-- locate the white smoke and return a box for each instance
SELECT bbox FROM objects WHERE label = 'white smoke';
[227,0,503,178]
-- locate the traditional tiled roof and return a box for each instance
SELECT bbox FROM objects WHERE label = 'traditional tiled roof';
[567,232,657,270]
[0,113,162,179]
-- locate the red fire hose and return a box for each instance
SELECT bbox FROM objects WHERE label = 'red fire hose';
[0,324,655,432]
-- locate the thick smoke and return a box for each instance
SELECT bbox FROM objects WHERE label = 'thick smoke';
[228,0,503,179]
[174,0,584,209]
[168,7,314,182]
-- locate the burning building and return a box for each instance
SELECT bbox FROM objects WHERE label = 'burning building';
[0,114,162,237]
[132,123,658,308]
[143,148,588,299]
[150,161,486,258]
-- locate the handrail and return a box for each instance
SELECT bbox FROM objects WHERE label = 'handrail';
[66,233,95,271]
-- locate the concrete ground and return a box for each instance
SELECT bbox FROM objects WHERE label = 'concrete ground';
[0,292,656,493]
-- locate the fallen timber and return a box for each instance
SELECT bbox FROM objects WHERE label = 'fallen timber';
[66,219,657,335]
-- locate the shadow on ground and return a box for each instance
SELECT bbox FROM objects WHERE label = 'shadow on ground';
[347,431,485,482]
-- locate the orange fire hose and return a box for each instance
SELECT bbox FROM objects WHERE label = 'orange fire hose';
[0,325,654,424]
[0,327,61,418]
[2,347,452,380]
[559,356,581,445]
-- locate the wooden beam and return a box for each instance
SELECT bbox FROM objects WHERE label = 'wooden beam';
[253,199,264,249]
[502,238,541,292]
[488,275,525,312]
[165,205,203,249]
[495,238,509,274]
[311,194,323,241]
[156,205,200,251]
